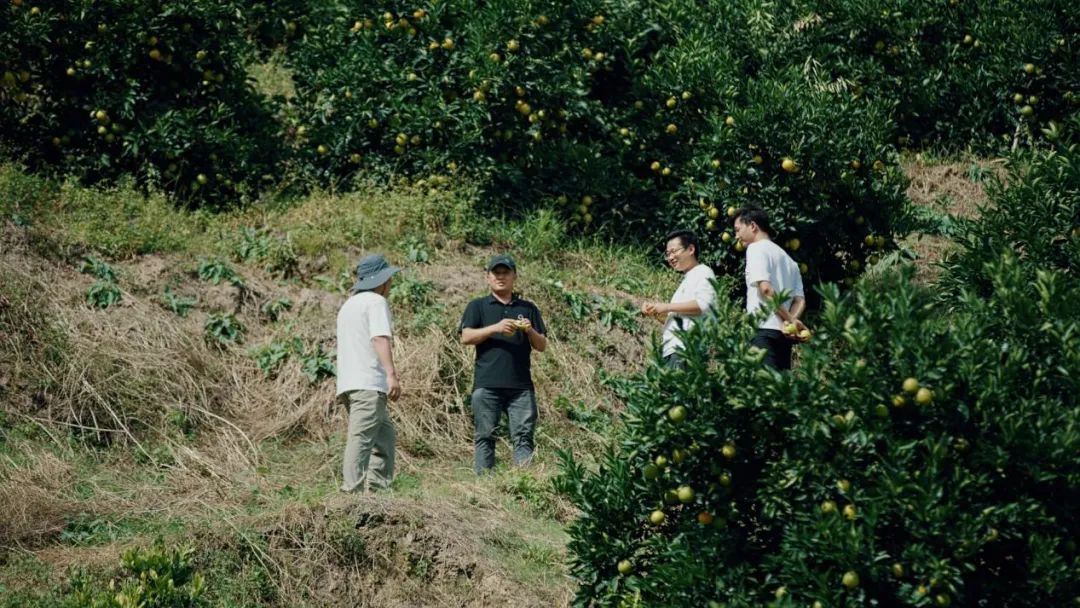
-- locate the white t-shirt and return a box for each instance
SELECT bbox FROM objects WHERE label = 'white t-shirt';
[745,239,804,331]
[661,263,717,357]
[335,291,394,395]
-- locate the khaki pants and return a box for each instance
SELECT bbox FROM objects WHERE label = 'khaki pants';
[340,389,395,493]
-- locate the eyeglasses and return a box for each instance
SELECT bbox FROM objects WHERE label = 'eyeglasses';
[664,247,685,259]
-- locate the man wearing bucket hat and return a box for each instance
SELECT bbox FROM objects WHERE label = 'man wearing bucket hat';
[460,254,547,474]
[336,253,402,493]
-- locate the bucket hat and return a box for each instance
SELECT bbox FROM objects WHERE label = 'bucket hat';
[350,253,402,293]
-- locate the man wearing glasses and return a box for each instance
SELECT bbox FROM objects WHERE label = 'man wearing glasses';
[640,229,717,368]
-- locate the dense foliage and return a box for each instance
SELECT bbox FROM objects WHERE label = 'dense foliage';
[3,0,1077,279]
[556,122,1080,606]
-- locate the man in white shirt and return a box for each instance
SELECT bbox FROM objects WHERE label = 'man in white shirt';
[336,253,402,493]
[641,230,717,368]
[733,206,808,370]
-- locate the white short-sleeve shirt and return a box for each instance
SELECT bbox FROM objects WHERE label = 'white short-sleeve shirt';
[745,240,804,331]
[661,263,717,357]
[335,291,394,395]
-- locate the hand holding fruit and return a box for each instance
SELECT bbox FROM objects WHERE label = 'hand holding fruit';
[496,319,519,336]
[782,318,811,342]
[514,316,532,332]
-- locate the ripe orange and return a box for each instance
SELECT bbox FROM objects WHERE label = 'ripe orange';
[697,511,713,525]
[781,158,798,173]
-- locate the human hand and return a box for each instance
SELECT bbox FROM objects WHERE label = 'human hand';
[640,301,665,316]
[515,317,532,332]
[781,319,811,343]
[387,373,402,401]
[495,319,519,336]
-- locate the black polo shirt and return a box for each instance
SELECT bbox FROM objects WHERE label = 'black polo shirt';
[459,294,546,390]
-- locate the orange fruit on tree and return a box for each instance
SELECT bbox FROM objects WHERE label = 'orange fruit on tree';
[842,571,860,588]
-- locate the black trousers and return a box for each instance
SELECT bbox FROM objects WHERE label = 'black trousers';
[751,329,793,371]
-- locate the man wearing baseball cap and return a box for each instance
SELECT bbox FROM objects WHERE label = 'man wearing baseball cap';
[336,253,402,493]
[460,254,547,474]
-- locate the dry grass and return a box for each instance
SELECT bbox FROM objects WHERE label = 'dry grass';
[903,155,1004,219]
[0,451,78,548]
[900,156,1000,282]
[0,174,660,604]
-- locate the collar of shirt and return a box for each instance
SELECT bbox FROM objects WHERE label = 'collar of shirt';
[486,293,520,306]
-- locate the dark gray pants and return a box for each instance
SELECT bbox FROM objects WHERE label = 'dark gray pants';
[472,387,537,474]
[751,329,793,370]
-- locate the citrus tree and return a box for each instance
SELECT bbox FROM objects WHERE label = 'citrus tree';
[556,134,1080,606]
[0,0,281,206]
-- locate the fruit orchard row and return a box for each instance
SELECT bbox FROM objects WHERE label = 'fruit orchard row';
[2,0,1077,285]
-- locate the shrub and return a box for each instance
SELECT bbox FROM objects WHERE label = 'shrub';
[559,251,1079,606]
[63,542,206,608]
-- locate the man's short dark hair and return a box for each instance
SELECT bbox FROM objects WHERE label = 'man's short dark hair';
[733,206,773,236]
[663,229,700,259]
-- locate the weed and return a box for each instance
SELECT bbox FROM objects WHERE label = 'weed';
[233,227,298,277]
[204,313,246,345]
[78,256,118,281]
[398,235,431,264]
[299,343,335,384]
[161,288,197,317]
[197,259,244,287]
[86,281,121,309]
[249,338,301,378]
[259,298,292,322]
[553,396,612,435]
